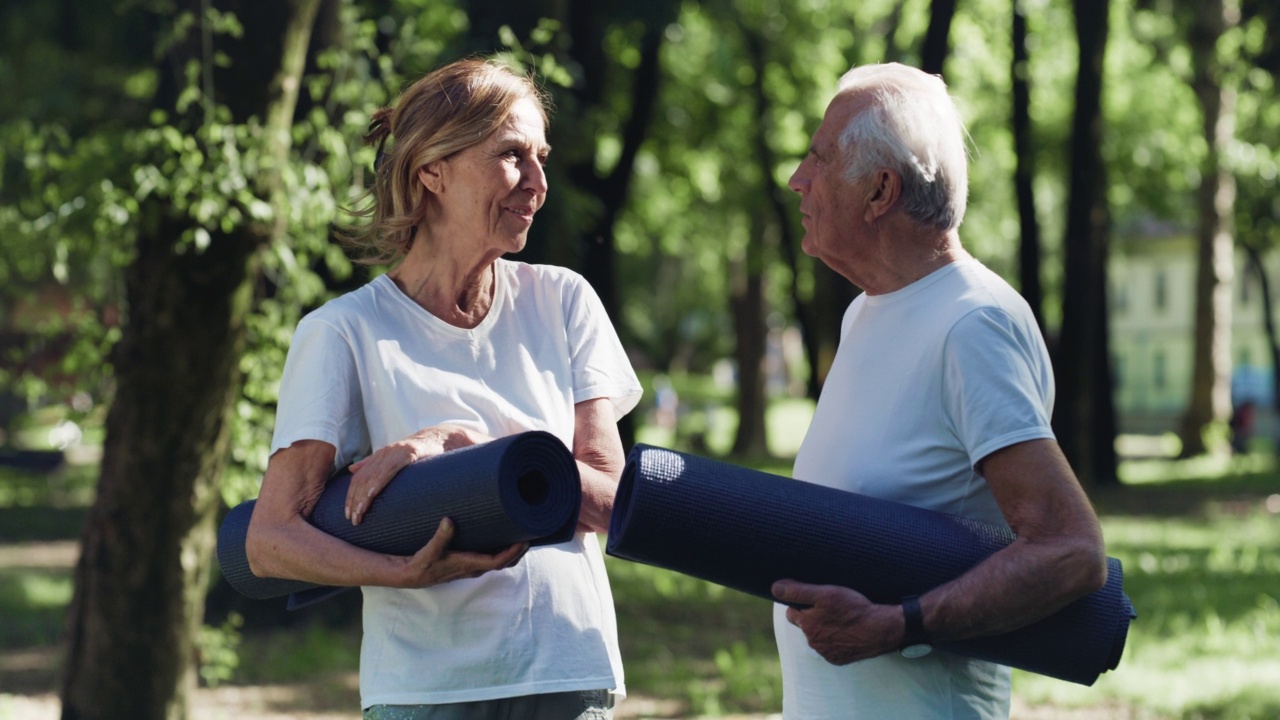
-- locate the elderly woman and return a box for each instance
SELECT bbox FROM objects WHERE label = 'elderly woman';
[244,58,641,720]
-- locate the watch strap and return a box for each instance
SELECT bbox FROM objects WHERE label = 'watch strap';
[900,594,929,648]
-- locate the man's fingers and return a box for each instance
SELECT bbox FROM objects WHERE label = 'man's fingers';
[773,579,823,608]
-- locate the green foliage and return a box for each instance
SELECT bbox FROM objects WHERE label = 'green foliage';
[196,612,244,688]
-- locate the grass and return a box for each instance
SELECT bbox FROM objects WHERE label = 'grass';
[2,402,1279,718]
[606,556,782,716]
[0,569,74,649]
[1013,483,1280,720]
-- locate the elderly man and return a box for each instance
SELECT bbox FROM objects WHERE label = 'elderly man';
[769,63,1108,718]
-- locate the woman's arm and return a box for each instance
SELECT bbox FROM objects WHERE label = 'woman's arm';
[245,438,525,589]
[572,397,627,533]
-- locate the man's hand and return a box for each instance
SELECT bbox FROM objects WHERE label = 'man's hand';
[772,580,904,665]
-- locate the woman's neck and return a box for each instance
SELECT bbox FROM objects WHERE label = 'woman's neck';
[389,247,499,329]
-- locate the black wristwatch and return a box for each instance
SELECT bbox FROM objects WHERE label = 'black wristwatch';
[899,594,932,658]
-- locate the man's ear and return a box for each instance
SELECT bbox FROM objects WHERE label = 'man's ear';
[418,161,444,194]
[864,169,901,222]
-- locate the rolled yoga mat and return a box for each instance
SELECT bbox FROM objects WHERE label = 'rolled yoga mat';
[606,444,1134,686]
[218,430,581,609]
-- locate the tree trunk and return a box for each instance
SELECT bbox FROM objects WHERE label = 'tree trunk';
[880,0,911,64]
[1242,244,1280,414]
[921,0,958,75]
[60,2,321,718]
[743,27,822,400]
[1178,0,1239,457]
[572,20,666,450]
[1011,0,1045,334]
[1052,0,1116,487]
[731,216,769,457]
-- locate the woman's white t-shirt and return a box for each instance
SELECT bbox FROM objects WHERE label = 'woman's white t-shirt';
[270,259,641,707]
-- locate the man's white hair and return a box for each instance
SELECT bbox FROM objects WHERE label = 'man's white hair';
[834,63,970,231]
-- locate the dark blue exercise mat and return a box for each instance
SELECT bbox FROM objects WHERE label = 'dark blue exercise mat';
[606,444,1134,686]
[218,430,581,609]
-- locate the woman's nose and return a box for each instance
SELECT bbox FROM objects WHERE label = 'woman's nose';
[524,159,548,195]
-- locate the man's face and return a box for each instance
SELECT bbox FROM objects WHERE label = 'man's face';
[788,94,867,268]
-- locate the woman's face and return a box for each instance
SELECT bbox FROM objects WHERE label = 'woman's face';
[423,97,550,258]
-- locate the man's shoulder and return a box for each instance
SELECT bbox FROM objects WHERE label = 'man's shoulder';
[947,259,1034,316]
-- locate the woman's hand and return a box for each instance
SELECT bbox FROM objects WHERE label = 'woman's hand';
[345,424,491,525]
[394,517,529,588]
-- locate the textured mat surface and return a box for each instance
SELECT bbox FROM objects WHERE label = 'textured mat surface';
[606,444,1134,686]
[218,430,581,608]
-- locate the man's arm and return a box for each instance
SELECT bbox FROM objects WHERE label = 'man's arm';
[773,438,1108,664]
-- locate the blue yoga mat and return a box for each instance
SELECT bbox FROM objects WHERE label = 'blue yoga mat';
[606,445,1134,686]
[218,430,581,609]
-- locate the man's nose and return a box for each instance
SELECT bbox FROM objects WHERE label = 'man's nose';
[788,161,810,194]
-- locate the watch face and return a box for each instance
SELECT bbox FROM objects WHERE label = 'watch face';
[900,644,933,659]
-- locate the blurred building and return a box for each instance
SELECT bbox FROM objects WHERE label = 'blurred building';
[1110,218,1276,444]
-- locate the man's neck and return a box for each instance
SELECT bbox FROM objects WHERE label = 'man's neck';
[855,226,967,296]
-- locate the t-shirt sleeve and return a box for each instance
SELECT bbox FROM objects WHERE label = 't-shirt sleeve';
[563,276,643,421]
[270,315,370,471]
[942,307,1056,468]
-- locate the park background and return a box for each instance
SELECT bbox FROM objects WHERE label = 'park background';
[1,0,1278,718]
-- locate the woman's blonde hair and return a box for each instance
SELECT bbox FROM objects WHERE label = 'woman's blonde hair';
[340,58,550,264]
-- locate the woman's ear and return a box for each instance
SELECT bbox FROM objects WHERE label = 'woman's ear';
[418,162,444,194]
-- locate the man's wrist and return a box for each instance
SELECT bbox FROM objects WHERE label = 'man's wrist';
[900,594,931,654]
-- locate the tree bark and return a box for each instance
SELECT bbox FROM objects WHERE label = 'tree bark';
[743,27,822,400]
[1011,0,1045,334]
[1178,0,1239,457]
[731,217,769,456]
[1242,244,1280,413]
[60,2,321,718]
[1052,0,1116,487]
[563,8,670,449]
[921,0,958,76]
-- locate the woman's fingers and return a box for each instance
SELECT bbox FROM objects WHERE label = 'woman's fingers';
[402,520,529,587]
[344,446,414,524]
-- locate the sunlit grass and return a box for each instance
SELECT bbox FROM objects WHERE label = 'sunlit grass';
[232,622,362,684]
[605,554,781,716]
[0,569,73,647]
[1014,502,1280,720]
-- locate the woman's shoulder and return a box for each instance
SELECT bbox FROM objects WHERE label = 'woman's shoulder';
[499,259,594,299]
[300,275,395,329]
